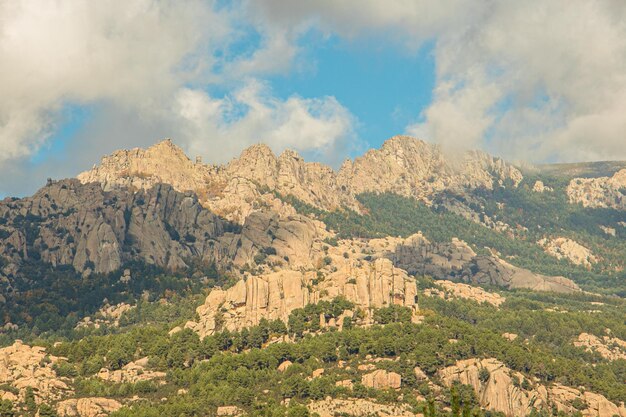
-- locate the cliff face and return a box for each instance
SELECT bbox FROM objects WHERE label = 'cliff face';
[185,258,420,337]
[77,139,216,196]
[391,234,581,294]
[78,136,524,222]
[439,358,626,417]
[567,169,626,210]
[337,136,523,201]
[0,179,230,278]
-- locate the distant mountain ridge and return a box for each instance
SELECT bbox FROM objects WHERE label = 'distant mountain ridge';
[78,136,524,223]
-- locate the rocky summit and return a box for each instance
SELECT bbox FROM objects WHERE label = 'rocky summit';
[1,136,625,417]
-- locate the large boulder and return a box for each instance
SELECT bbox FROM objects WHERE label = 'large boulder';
[361,370,402,390]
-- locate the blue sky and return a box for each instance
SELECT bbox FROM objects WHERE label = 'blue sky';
[2,1,626,197]
[267,36,436,151]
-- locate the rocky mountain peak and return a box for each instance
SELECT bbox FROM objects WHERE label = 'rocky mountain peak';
[77,136,525,224]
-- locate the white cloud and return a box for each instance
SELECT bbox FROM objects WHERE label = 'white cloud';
[0,0,230,162]
[0,0,358,195]
[255,0,626,162]
[175,80,356,164]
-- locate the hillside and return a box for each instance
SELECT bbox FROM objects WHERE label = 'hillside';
[0,137,625,417]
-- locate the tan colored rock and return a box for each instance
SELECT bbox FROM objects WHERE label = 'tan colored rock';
[78,139,215,200]
[439,358,626,417]
[567,169,626,210]
[532,181,553,193]
[413,367,428,381]
[0,340,70,402]
[424,280,505,307]
[361,369,401,390]
[97,357,166,384]
[573,332,626,361]
[278,361,293,372]
[439,358,546,417]
[335,379,353,389]
[216,405,243,416]
[57,397,122,417]
[79,136,524,224]
[337,136,523,204]
[185,258,420,337]
[309,398,415,417]
[549,384,626,417]
[75,302,133,329]
[537,237,597,267]
[311,368,325,378]
[502,333,519,341]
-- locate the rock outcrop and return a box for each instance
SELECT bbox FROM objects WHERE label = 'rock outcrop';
[573,332,626,361]
[567,169,626,210]
[75,302,134,329]
[549,384,626,417]
[439,358,545,417]
[424,280,505,307]
[0,179,228,276]
[78,136,524,222]
[361,369,402,389]
[439,358,626,417]
[532,181,553,193]
[185,258,420,337]
[391,234,581,294]
[537,237,597,267]
[57,397,122,417]
[0,340,70,402]
[337,136,523,203]
[97,357,166,384]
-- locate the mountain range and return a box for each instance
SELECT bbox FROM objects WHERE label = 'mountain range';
[0,136,625,417]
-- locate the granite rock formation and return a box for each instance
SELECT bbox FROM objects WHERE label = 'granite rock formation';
[567,169,626,210]
[78,136,524,222]
[185,258,420,337]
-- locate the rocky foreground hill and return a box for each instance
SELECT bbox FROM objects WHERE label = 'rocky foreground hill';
[0,136,625,417]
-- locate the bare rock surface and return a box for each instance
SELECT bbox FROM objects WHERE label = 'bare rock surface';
[439,358,626,417]
[439,358,544,417]
[57,397,123,417]
[361,369,402,389]
[573,332,626,361]
[549,384,626,417]
[0,179,228,275]
[567,169,626,209]
[185,258,420,337]
[537,237,597,267]
[97,357,166,384]
[78,136,524,221]
[75,302,133,329]
[532,181,553,193]
[0,340,70,402]
[424,280,505,307]
[390,234,580,294]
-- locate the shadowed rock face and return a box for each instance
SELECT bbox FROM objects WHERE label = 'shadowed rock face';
[0,179,229,277]
[391,234,581,294]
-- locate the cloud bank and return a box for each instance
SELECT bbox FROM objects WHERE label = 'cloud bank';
[0,0,356,195]
[255,0,626,162]
[2,0,626,195]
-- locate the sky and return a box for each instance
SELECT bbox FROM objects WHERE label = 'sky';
[2,0,626,197]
